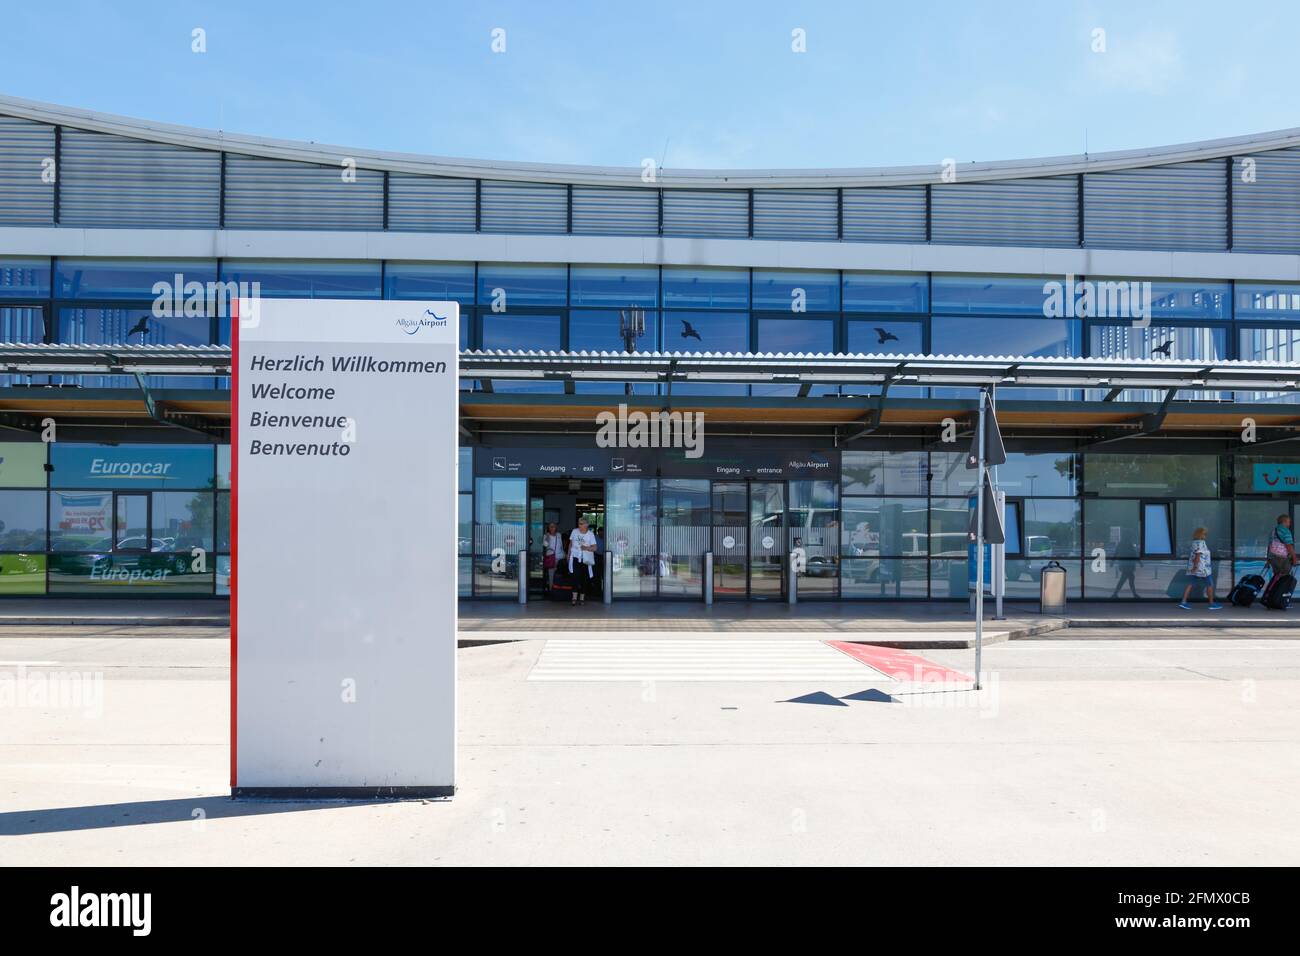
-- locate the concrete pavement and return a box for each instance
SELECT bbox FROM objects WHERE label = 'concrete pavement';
[1,626,1298,865]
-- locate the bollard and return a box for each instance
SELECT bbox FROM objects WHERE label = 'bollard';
[788,557,798,605]
[704,551,714,606]
[603,550,612,605]
[517,549,527,605]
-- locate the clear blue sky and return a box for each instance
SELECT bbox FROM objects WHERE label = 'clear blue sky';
[2,0,1296,170]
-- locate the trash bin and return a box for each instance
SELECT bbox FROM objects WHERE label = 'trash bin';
[1039,560,1067,614]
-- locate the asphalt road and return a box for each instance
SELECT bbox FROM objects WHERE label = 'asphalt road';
[2,626,1298,865]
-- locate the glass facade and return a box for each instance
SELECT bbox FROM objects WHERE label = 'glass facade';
[0,441,227,596]
[462,448,1300,602]
[1,257,1293,401]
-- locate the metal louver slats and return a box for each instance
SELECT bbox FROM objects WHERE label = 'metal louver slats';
[841,186,926,242]
[751,189,837,240]
[0,117,54,225]
[480,180,567,233]
[1084,160,1226,252]
[387,173,476,232]
[662,189,749,238]
[571,186,658,235]
[224,154,383,230]
[60,129,220,227]
[931,175,1077,247]
[1232,148,1300,254]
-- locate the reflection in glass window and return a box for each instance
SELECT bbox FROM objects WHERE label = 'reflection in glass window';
[846,320,922,354]
[789,481,838,595]
[1021,498,1081,555]
[569,265,658,308]
[663,311,748,353]
[752,270,839,312]
[931,316,1079,358]
[0,307,45,349]
[932,274,1056,316]
[1237,327,1300,403]
[842,498,928,557]
[220,260,381,299]
[1003,501,1022,554]
[0,491,47,550]
[569,309,661,353]
[152,492,214,553]
[51,491,113,552]
[473,478,526,597]
[842,272,928,313]
[55,259,217,300]
[1112,278,1230,321]
[842,450,928,496]
[216,493,230,551]
[479,311,562,351]
[0,258,51,298]
[1085,455,1218,498]
[1176,499,1230,558]
[842,557,927,599]
[1236,282,1300,321]
[58,307,212,388]
[756,318,834,353]
[477,264,567,306]
[928,498,970,556]
[662,267,749,309]
[606,479,658,597]
[1143,503,1173,555]
[929,452,977,496]
[992,453,1077,497]
[659,479,709,597]
[383,261,475,304]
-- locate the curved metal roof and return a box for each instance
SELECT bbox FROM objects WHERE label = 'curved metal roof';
[3,93,1299,189]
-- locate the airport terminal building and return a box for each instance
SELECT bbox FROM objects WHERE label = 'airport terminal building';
[0,94,1297,601]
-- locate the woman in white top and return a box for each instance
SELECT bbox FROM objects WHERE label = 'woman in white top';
[568,516,597,605]
[1179,527,1222,610]
[542,522,564,593]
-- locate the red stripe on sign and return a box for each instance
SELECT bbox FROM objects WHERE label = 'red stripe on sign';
[230,296,239,789]
[826,641,973,684]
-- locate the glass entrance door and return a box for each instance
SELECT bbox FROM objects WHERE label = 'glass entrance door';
[711,482,748,599]
[748,481,787,599]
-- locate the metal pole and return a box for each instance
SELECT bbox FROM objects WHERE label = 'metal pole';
[975,389,985,690]
[991,384,1004,621]
[603,550,612,605]
[517,549,528,605]
[704,551,714,606]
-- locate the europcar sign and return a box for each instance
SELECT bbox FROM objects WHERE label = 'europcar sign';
[233,299,459,797]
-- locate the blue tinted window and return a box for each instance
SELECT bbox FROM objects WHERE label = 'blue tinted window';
[59,307,212,388]
[569,266,658,307]
[0,258,51,299]
[477,264,567,306]
[480,311,562,351]
[569,309,660,353]
[384,261,474,304]
[0,307,45,343]
[931,316,1079,357]
[752,270,839,312]
[219,260,381,299]
[756,318,834,353]
[1089,324,1226,362]
[55,259,217,301]
[846,320,922,354]
[663,311,748,353]
[1143,503,1173,555]
[842,272,928,313]
[662,267,749,309]
[932,275,1054,316]
[1133,279,1229,321]
[1235,282,1300,321]
[1004,502,1022,554]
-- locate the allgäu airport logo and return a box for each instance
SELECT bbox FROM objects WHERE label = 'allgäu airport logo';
[396,309,449,335]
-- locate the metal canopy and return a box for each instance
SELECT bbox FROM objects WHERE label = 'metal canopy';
[460,350,1300,394]
[0,343,231,376]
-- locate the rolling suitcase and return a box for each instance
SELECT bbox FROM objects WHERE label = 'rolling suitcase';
[1228,573,1267,607]
[1262,572,1296,611]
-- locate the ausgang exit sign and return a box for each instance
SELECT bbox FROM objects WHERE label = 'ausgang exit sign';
[232,299,459,797]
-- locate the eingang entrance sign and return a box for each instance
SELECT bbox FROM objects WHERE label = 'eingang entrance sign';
[232,299,459,797]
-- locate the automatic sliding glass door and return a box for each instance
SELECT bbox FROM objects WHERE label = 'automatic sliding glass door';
[749,482,787,599]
